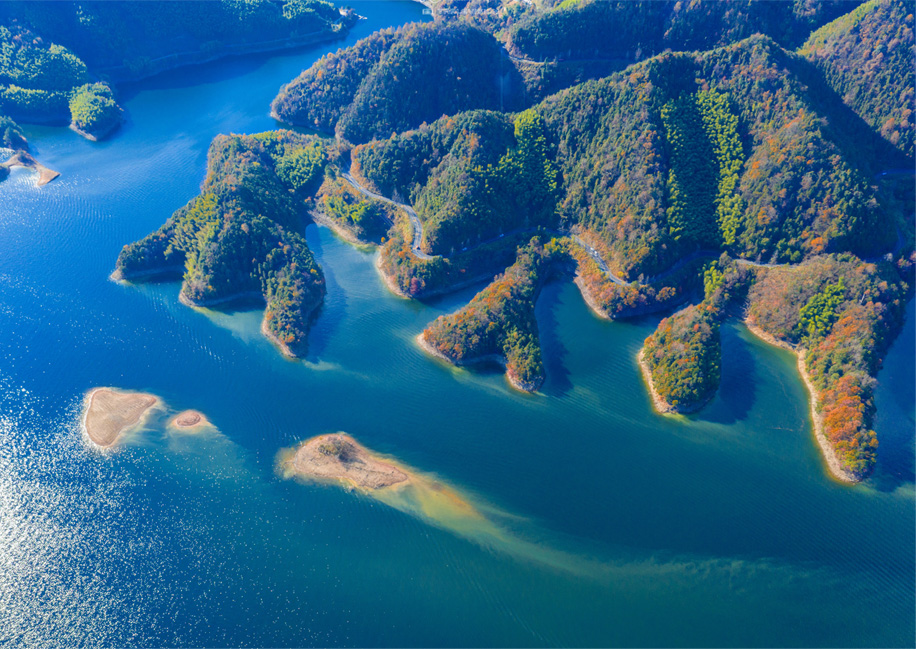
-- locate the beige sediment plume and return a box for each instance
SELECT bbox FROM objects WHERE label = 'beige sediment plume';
[281,432,409,490]
[169,409,211,431]
[279,432,612,576]
[82,388,159,448]
[280,432,482,525]
[743,320,858,484]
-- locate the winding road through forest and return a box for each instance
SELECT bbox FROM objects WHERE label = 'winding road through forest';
[343,171,634,282]
[342,172,432,259]
[341,170,907,290]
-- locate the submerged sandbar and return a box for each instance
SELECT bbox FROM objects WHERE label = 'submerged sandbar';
[83,388,158,447]
[283,433,409,490]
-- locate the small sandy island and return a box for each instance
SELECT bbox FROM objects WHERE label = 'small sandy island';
[83,388,158,448]
[282,433,409,490]
[169,409,211,431]
[1,150,60,186]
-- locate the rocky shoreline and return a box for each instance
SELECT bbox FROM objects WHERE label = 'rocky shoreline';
[178,289,265,309]
[310,209,373,248]
[110,265,185,283]
[260,318,299,359]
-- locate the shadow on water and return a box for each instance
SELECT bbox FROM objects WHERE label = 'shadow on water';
[303,225,346,363]
[870,299,916,492]
[694,322,756,425]
[535,278,573,397]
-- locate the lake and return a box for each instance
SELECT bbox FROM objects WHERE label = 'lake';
[0,1,913,645]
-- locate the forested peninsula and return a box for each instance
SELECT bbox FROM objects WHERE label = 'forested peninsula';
[114,131,333,358]
[109,0,913,483]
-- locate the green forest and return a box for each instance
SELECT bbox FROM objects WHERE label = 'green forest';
[801,0,914,159]
[99,0,914,481]
[746,254,911,477]
[115,130,335,357]
[274,21,523,143]
[0,0,358,148]
[642,302,723,413]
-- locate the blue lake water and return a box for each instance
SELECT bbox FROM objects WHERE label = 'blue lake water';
[0,2,913,645]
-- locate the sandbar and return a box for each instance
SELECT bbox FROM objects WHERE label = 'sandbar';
[169,409,211,431]
[282,432,409,490]
[83,388,158,448]
[1,150,60,186]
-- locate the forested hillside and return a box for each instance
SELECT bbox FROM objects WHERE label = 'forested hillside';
[355,108,557,254]
[541,36,896,278]
[0,113,25,149]
[801,0,915,159]
[0,0,356,144]
[505,0,862,96]
[274,21,524,143]
[104,0,914,481]
[354,35,898,280]
[421,237,567,391]
[509,0,860,60]
[0,22,122,137]
[641,302,722,414]
[115,130,333,357]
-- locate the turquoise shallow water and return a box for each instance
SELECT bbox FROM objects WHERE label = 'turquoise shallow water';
[0,3,914,646]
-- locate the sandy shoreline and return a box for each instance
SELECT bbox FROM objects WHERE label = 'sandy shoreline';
[574,274,612,320]
[415,332,539,393]
[69,119,121,143]
[743,320,858,484]
[375,253,410,298]
[110,264,185,282]
[259,318,298,359]
[178,289,264,309]
[310,209,373,248]
[82,387,159,448]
